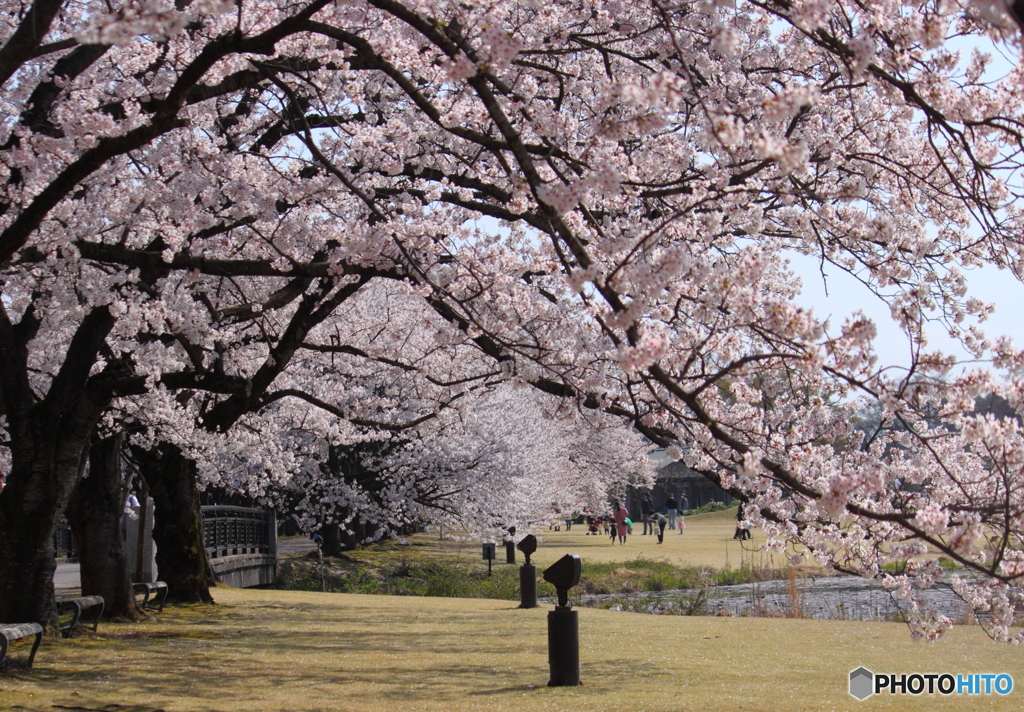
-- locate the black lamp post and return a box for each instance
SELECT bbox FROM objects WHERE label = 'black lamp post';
[542,553,582,687]
[516,534,538,608]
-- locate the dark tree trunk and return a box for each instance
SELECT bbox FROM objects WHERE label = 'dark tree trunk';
[136,443,216,604]
[0,392,108,628]
[320,523,342,558]
[65,434,144,620]
[0,479,63,629]
[320,508,377,557]
[314,446,388,556]
[0,304,116,628]
[342,521,368,552]
[322,521,366,558]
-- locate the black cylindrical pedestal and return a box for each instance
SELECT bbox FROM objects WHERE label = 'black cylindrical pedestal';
[505,541,516,564]
[547,608,580,686]
[519,564,537,609]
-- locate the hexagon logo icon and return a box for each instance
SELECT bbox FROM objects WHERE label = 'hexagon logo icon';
[850,667,874,700]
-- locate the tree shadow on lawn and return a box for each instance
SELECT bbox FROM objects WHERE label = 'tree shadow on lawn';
[19,606,558,704]
[14,595,683,711]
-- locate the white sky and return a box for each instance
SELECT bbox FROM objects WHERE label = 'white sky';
[788,252,1024,371]
[781,32,1024,373]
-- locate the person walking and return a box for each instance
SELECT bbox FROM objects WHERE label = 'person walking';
[650,511,668,544]
[678,494,688,534]
[612,502,630,545]
[641,494,654,535]
[665,494,679,531]
[734,505,752,540]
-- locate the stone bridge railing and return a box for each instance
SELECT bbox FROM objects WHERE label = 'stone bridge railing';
[201,506,277,588]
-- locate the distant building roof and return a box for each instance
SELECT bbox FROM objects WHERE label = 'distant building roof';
[657,460,706,481]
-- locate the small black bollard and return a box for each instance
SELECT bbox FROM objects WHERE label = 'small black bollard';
[517,534,539,608]
[482,542,496,576]
[519,564,537,608]
[547,607,580,686]
[543,553,582,687]
[505,541,516,564]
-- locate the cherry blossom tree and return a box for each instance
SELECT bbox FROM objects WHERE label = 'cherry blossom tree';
[195,279,653,548]
[270,382,653,546]
[319,0,1024,642]
[3,0,1024,644]
[0,0,400,623]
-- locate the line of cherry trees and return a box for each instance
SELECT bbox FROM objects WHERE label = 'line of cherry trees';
[4,0,1024,642]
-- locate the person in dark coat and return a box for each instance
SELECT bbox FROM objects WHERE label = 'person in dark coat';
[665,494,679,530]
[650,511,668,544]
[641,494,654,535]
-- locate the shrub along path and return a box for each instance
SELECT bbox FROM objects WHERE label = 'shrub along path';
[2,587,1021,711]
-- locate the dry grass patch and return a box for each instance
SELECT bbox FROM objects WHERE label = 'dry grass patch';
[1,587,1021,711]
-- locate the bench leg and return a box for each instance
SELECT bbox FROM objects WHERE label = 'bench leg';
[27,630,42,669]
[89,600,105,632]
[154,586,167,612]
[60,601,83,639]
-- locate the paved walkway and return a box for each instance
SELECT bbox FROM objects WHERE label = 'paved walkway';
[54,562,80,597]
[278,536,317,556]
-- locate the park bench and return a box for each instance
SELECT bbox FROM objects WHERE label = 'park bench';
[57,595,105,638]
[0,623,43,669]
[133,581,168,612]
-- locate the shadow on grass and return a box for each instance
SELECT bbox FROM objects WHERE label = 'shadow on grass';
[51,705,169,712]
[14,600,576,708]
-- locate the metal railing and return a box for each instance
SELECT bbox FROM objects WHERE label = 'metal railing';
[201,506,272,559]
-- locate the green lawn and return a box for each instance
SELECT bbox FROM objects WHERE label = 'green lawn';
[276,509,793,600]
[527,507,789,569]
[293,507,782,573]
[2,586,1021,711]
[4,510,998,711]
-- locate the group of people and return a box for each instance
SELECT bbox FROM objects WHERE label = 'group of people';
[641,493,688,544]
[600,493,689,545]
[575,497,757,546]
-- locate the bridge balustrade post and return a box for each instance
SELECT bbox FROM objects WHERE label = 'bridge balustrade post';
[267,509,277,559]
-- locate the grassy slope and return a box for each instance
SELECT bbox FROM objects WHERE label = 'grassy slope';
[2,587,1021,712]
[276,509,793,601]
[527,507,789,569]
[284,508,786,576]
[288,507,778,571]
